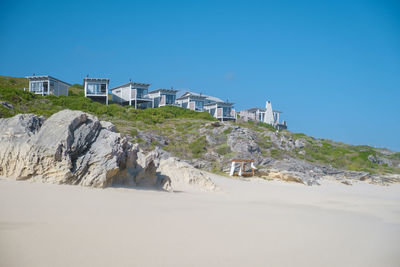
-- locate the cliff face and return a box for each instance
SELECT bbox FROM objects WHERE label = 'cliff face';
[0,110,160,188]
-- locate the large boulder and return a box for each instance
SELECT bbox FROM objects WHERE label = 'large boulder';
[158,157,219,191]
[0,110,166,189]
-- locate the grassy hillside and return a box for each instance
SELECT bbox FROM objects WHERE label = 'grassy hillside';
[0,76,399,176]
[68,84,84,96]
[0,75,29,90]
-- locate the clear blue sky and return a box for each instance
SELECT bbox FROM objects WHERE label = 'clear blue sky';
[1,0,399,151]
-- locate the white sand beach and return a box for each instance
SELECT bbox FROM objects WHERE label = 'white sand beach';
[0,176,399,267]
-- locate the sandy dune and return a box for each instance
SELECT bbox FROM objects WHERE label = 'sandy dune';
[0,175,399,267]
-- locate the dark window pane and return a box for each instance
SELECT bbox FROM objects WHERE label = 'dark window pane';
[101,84,106,93]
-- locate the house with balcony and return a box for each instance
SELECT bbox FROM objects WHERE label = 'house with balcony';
[146,89,178,108]
[176,91,236,120]
[175,91,226,111]
[84,77,109,105]
[239,101,287,130]
[204,101,236,121]
[110,81,151,109]
[239,107,267,122]
[26,75,70,96]
[175,91,207,111]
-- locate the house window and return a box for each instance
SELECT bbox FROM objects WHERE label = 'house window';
[87,83,107,95]
[223,107,232,117]
[136,88,148,98]
[31,81,43,92]
[101,84,106,93]
[195,100,204,111]
[165,94,176,105]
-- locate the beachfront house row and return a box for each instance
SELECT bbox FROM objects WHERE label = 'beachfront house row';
[84,77,109,105]
[239,101,287,130]
[146,89,178,108]
[110,81,151,109]
[26,75,70,96]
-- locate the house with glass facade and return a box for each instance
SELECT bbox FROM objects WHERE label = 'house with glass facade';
[239,107,267,122]
[175,91,217,111]
[146,89,178,108]
[175,91,236,121]
[204,101,236,121]
[84,77,109,105]
[110,81,151,109]
[26,75,70,96]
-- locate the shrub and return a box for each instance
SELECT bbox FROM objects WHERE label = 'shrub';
[130,128,138,137]
[189,136,207,158]
[216,144,231,155]
[258,122,276,131]
[223,127,232,135]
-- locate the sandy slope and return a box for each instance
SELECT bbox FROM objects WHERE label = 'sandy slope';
[0,175,399,267]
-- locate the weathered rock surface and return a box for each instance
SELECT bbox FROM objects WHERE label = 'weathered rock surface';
[158,157,219,191]
[0,101,14,109]
[368,154,392,167]
[259,157,400,186]
[0,110,168,189]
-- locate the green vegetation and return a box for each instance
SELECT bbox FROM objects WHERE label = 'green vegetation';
[223,127,232,135]
[270,149,283,159]
[189,136,207,158]
[0,76,28,90]
[216,144,231,155]
[257,122,276,131]
[390,152,400,160]
[68,84,84,96]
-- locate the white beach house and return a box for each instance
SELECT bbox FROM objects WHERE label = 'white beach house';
[204,101,236,121]
[26,75,70,96]
[146,89,178,108]
[175,91,207,111]
[110,81,151,109]
[239,101,287,130]
[175,91,225,112]
[176,91,236,121]
[84,77,110,105]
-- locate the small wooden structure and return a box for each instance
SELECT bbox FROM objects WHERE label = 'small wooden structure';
[229,159,256,177]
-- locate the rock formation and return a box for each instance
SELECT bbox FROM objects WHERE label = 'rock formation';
[0,110,169,189]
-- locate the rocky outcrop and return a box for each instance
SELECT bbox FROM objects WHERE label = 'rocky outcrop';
[158,157,219,191]
[139,147,218,191]
[0,110,169,189]
[368,154,392,167]
[258,157,400,186]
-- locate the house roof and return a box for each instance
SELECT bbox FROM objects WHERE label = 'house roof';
[204,101,234,107]
[110,81,150,91]
[242,107,283,113]
[83,77,110,84]
[244,107,266,113]
[176,91,224,102]
[148,89,178,94]
[26,75,71,86]
[176,91,206,100]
